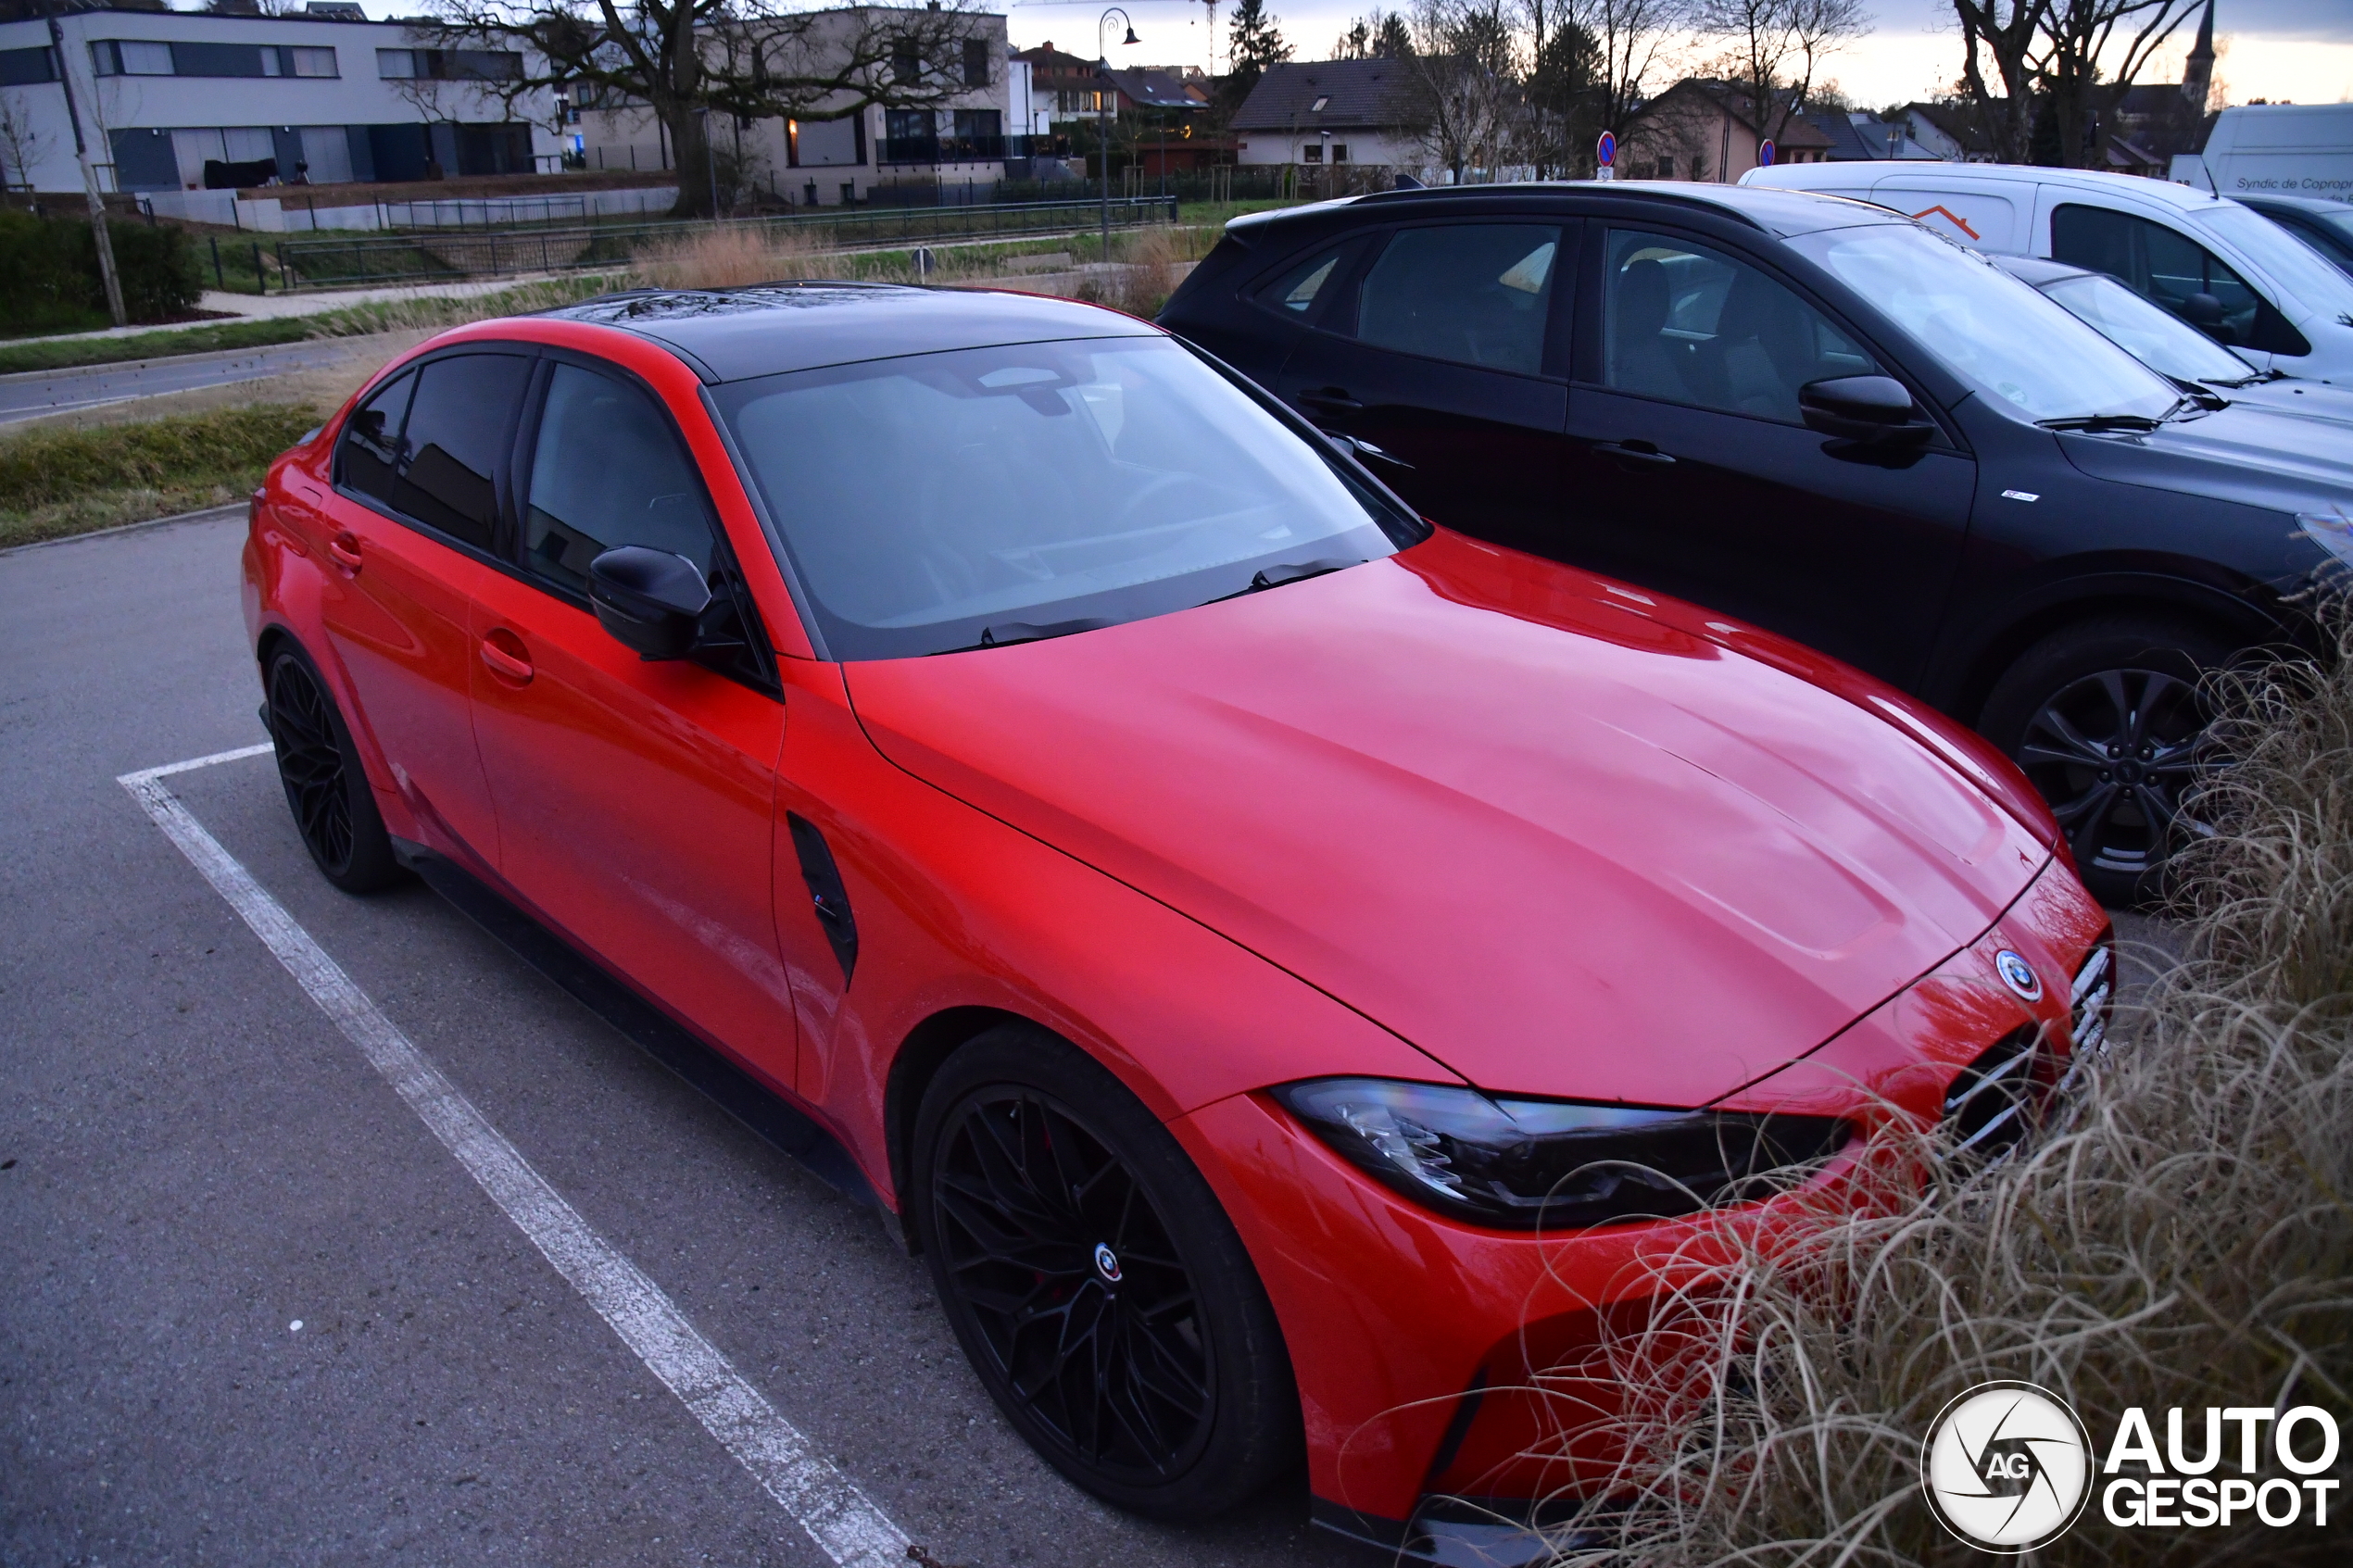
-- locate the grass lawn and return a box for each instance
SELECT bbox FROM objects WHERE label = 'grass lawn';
[0,317,313,377]
[0,402,319,550]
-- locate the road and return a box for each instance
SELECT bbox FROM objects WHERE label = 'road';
[0,512,1364,1567]
[0,340,370,426]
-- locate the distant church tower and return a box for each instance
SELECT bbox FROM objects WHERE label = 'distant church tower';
[2182,0,2217,110]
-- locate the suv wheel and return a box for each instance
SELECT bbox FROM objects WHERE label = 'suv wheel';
[911,1024,1300,1518]
[1980,616,2232,906]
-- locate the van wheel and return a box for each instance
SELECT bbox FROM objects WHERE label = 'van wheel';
[1979,617,2232,906]
[911,1024,1300,1519]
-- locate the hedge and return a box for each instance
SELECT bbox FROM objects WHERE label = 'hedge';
[0,212,205,332]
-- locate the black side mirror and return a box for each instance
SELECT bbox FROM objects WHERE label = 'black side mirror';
[588,546,711,660]
[1799,375,1932,445]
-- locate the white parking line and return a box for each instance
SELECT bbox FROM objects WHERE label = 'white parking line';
[119,747,914,1568]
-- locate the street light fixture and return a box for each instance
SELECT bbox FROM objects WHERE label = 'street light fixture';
[1097,7,1138,265]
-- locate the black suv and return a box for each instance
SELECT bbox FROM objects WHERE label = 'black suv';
[1160,182,2353,903]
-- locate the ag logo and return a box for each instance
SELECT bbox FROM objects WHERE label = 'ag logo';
[1922,1381,2094,1551]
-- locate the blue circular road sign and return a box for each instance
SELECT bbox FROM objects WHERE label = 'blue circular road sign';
[1758,138,1776,167]
[1596,131,1617,168]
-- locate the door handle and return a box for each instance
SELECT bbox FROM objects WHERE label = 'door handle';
[478,631,534,685]
[1595,441,1677,468]
[326,532,363,571]
[1299,387,1364,412]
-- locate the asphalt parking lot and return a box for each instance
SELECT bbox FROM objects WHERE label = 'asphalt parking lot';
[0,510,1366,1566]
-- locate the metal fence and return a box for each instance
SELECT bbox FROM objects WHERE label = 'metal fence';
[271,195,1181,292]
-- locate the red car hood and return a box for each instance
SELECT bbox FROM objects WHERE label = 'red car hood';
[844,534,2048,1106]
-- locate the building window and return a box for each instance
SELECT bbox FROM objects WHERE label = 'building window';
[1302,144,1322,163]
[0,44,56,86]
[963,38,989,88]
[378,47,517,82]
[1332,144,1349,162]
[893,49,920,83]
[91,40,174,77]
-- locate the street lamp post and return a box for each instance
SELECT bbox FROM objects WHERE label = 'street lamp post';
[1097,7,1138,264]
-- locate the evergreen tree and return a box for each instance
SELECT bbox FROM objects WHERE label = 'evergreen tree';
[1221,0,1292,115]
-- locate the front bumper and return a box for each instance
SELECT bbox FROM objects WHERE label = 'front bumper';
[1168,856,2109,1560]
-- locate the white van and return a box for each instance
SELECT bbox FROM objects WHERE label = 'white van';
[1739,161,2353,383]
[2171,103,2353,205]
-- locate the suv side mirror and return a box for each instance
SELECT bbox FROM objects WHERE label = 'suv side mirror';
[2180,290,2230,339]
[1799,375,1933,445]
[589,546,711,660]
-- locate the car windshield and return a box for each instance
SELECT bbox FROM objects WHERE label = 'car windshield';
[2038,270,2258,385]
[714,336,1418,659]
[1787,222,2179,423]
[2194,203,2353,318]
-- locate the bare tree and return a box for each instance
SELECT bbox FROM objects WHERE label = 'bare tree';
[1693,0,1869,157]
[412,1,987,217]
[0,89,48,194]
[1520,4,1601,175]
[1568,0,1689,144]
[1948,0,2045,163]
[2038,0,2199,167]
[1397,0,1522,182]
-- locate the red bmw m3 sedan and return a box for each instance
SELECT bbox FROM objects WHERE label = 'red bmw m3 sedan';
[242,283,2111,1562]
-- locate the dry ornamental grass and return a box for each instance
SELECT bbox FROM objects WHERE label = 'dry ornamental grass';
[1501,604,2353,1567]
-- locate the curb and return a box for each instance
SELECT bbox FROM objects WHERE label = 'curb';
[0,501,248,558]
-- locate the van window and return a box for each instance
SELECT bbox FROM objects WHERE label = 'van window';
[2052,204,2307,356]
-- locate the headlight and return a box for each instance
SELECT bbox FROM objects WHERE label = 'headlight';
[1270,1078,1853,1232]
[2300,504,2353,572]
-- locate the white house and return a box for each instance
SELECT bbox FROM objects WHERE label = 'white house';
[0,2,561,197]
[1229,59,1420,170]
[576,6,1020,207]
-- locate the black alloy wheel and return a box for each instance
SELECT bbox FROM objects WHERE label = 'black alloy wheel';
[266,646,403,894]
[1982,618,2229,907]
[912,1025,1299,1518]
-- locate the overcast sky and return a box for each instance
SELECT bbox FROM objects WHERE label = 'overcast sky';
[997,0,2353,108]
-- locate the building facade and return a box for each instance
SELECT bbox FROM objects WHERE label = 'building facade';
[0,2,561,194]
[1230,59,1418,169]
[577,7,1018,206]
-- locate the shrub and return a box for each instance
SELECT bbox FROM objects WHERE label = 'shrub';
[1512,609,2353,1567]
[0,212,205,332]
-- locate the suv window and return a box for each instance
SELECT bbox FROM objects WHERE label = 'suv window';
[523,363,716,595]
[1258,244,1351,320]
[1355,224,1560,375]
[1602,230,1876,421]
[337,369,414,507]
[2051,203,2297,354]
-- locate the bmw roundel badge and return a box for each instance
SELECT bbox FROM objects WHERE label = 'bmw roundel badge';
[1995,950,2043,1003]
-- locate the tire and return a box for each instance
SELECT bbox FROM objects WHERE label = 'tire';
[911,1024,1301,1518]
[1978,616,2233,907]
[264,644,405,895]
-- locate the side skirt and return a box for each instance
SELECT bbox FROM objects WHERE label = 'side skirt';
[391,837,885,1214]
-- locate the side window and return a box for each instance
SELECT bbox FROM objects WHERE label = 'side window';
[2052,204,2269,349]
[336,370,414,507]
[1602,229,1877,422]
[1355,224,1561,375]
[1256,244,1351,320]
[385,353,532,550]
[522,363,717,596]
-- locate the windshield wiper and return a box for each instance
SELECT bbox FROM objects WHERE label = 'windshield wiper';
[936,615,1113,653]
[2038,411,2165,433]
[1202,557,1364,605]
[2208,368,2286,388]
